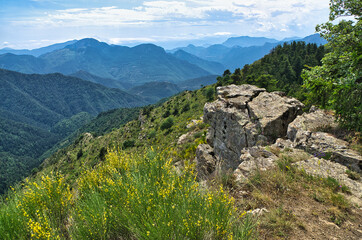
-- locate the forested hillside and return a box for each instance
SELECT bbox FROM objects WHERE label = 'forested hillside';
[216,41,325,99]
[0,69,146,127]
[0,69,147,194]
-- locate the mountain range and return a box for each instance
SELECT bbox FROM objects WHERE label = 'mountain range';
[0,39,213,85]
[170,33,327,71]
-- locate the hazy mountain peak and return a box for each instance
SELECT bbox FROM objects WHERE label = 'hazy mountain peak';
[222,36,279,47]
[66,38,108,49]
[131,43,166,55]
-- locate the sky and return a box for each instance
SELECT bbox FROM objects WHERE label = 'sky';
[0,0,330,49]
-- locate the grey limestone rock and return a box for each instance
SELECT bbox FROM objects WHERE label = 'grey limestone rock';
[195,144,217,178]
[287,110,361,172]
[248,91,304,141]
[287,109,337,142]
[202,84,303,172]
[294,158,362,205]
[233,147,278,183]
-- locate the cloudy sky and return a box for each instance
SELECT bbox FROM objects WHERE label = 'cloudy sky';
[0,0,330,49]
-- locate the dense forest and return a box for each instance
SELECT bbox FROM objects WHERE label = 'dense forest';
[216,41,325,100]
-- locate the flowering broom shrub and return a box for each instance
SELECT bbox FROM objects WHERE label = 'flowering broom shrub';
[70,149,253,239]
[0,149,255,239]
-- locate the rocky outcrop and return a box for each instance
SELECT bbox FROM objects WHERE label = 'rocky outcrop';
[287,109,361,172]
[287,108,337,141]
[195,83,361,206]
[200,84,303,173]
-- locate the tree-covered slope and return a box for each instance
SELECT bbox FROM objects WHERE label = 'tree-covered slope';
[216,41,325,99]
[0,69,147,128]
[0,116,60,194]
[0,68,147,194]
[177,75,218,91]
[0,53,45,74]
[129,81,181,103]
[69,70,128,90]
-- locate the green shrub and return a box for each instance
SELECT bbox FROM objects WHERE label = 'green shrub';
[181,103,190,113]
[122,139,135,149]
[148,129,157,139]
[160,117,174,130]
[70,150,253,239]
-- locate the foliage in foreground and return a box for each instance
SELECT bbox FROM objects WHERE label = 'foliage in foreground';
[0,149,255,240]
[302,0,361,130]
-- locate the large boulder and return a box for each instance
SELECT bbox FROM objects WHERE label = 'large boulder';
[201,84,303,171]
[287,108,337,141]
[248,92,304,141]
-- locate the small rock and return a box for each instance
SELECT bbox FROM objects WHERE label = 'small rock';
[234,147,278,183]
[251,208,269,217]
[177,132,192,145]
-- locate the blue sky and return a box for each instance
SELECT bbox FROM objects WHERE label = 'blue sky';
[0,0,330,49]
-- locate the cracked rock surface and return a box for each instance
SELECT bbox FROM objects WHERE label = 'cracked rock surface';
[287,109,361,172]
[200,84,303,172]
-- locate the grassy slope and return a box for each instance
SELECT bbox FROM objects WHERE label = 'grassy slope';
[40,87,214,182]
[0,86,258,239]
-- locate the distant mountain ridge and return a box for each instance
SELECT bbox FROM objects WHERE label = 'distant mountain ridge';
[171,34,327,71]
[0,39,212,85]
[222,36,279,47]
[0,40,77,57]
[172,50,225,74]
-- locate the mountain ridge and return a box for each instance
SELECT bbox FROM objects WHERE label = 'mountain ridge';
[0,40,212,84]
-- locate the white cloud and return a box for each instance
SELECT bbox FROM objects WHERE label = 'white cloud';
[3,0,330,49]
[12,0,329,30]
[108,37,156,44]
[213,32,232,36]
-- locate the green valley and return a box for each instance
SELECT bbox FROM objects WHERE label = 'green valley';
[0,69,147,194]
